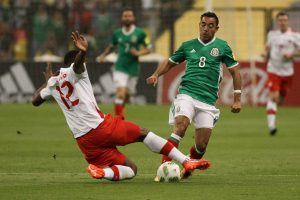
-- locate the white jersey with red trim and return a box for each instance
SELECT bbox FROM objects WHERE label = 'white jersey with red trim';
[40,63,104,138]
[267,28,300,76]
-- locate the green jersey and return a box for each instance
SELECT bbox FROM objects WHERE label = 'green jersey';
[112,25,150,76]
[170,37,238,106]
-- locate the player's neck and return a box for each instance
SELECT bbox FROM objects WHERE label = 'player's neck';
[124,24,134,32]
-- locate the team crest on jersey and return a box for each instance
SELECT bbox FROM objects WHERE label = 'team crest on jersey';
[210,48,219,57]
[131,35,138,43]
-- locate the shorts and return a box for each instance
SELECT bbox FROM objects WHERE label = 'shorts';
[113,70,138,94]
[76,114,141,168]
[267,72,293,97]
[169,94,220,129]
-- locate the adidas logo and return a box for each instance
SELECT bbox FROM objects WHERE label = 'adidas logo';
[0,62,35,103]
[190,49,196,53]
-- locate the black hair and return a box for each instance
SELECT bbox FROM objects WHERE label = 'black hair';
[64,50,79,66]
[276,11,289,19]
[201,11,219,26]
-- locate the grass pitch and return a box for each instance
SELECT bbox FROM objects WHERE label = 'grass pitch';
[0,103,299,200]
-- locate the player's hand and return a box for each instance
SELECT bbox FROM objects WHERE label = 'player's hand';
[130,48,140,56]
[71,31,88,52]
[97,55,106,63]
[146,75,158,87]
[283,52,294,61]
[43,62,53,82]
[231,101,241,113]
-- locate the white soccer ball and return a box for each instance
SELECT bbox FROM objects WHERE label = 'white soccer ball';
[156,161,181,182]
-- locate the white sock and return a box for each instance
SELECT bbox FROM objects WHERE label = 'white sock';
[103,165,135,181]
[115,98,124,105]
[266,100,277,130]
[143,132,187,164]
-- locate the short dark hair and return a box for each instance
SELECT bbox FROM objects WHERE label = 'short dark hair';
[276,11,289,19]
[122,7,134,14]
[64,50,79,66]
[201,11,219,26]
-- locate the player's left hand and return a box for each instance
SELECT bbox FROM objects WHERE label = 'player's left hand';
[130,48,140,56]
[71,31,88,52]
[283,52,294,60]
[146,75,158,87]
[43,62,53,82]
[231,101,241,113]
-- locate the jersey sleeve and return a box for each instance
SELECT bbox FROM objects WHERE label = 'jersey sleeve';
[40,87,52,100]
[169,43,186,64]
[112,31,118,46]
[70,63,88,83]
[140,31,151,49]
[266,31,272,48]
[294,32,300,49]
[222,43,238,68]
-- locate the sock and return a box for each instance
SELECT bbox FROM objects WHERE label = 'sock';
[189,145,206,159]
[266,100,277,130]
[114,98,125,118]
[143,132,187,164]
[103,165,135,181]
[162,133,182,163]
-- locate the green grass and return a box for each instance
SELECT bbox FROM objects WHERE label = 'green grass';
[0,103,299,200]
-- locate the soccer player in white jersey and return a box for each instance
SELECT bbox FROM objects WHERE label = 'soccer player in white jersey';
[32,31,210,181]
[147,12,242,179]
[265,11,300,135]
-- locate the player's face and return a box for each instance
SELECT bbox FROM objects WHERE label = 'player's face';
[277,15,289,32]
[121,10,135,27]
[199,16,219,43]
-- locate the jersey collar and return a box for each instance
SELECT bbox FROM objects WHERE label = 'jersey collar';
[122,25,136,35]
[198,37,216,46]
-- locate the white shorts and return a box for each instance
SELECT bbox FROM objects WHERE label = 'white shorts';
[169,94,220,129]
[113,70,138,94]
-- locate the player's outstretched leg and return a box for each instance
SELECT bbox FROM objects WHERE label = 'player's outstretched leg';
[87,164,135,181]
[142,131,211,180]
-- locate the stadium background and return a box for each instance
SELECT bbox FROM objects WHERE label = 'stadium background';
[1,0,300,105]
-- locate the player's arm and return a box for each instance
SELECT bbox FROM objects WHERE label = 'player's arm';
[146,59,177,86]
[228,65,242,113]
[97,44,115,63]
[71,31,88,74]
[32,63,53,107]
[130,46,151,56]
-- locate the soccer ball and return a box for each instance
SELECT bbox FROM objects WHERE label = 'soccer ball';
[156,161,181,182]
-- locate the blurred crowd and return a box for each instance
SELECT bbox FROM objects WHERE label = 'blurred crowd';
[0,0,194,62]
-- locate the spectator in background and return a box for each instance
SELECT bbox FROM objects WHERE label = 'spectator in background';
[0,21,14,61]
[91,0,115,54]
[51,10,66,56]
[69,0,92,34]
[32,3,52,56]
[265,11,300,135]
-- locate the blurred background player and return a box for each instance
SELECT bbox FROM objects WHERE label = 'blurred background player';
[97,7,152,119]
[32,31,210,182]
[147,11,242,179]
[265,11,300,135]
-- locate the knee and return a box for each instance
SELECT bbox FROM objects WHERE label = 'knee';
[174,120,189,137]
[130,163,138,175]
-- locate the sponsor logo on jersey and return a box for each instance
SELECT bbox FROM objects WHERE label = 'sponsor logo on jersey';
[210,48,219,57]
[131,35,138,43]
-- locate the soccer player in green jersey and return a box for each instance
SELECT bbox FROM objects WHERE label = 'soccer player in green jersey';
[147,12,242,179]
[98,7,151,118]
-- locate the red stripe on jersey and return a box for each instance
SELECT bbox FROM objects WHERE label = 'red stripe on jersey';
[95,106,105,118]
[111,166,120,181]
[267,109,277,115]
[160,141,174,155]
